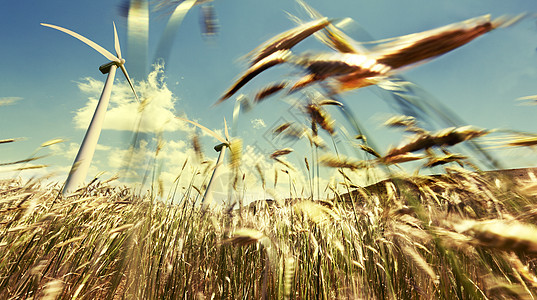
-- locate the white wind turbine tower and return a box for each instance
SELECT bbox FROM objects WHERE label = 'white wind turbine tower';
[41,22,139,195]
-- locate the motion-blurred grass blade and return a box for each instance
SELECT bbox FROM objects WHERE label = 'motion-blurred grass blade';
[0,155,49,166]
[201,4,219,36]
[0,139,16,145]
[255,81,288,102]
[295,0,365,54]
[224,117,230,142]
[232,97,241,136]
[248,17,330,66]
[40,138,65,148]
[372,14,522,70]
[153,0,197,63]
[217,50,291,104]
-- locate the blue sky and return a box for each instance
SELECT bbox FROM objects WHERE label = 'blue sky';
[1,0,536,199]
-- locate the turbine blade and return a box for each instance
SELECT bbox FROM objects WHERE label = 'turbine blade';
[41,23,120,63]
[119,64,140,102]
[224,118,230,142]
[113,22,122,59]
[176,117,226,144]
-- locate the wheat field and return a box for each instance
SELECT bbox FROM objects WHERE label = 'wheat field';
[1,159,537,299]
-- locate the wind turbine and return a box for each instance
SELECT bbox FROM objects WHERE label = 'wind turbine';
[177,117,231,209]
[41,22,139,195]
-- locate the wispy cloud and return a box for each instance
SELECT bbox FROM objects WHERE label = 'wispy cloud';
[0,97,23,106]
[0,163,66,185]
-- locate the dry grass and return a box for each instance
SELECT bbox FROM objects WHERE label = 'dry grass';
[2,136,537,299]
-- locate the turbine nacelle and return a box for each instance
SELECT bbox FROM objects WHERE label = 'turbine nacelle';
[99,59,127,74]
[99,61,117,74]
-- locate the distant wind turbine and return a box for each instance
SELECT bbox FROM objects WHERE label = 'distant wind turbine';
[177,116,231,209]
[41,22,140,195]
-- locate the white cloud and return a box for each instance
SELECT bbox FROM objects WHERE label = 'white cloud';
[107,139,153,171]
[251,118,266,129]
[49,142,110,161]
[74,63,189,133]
[48,142,79,160]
